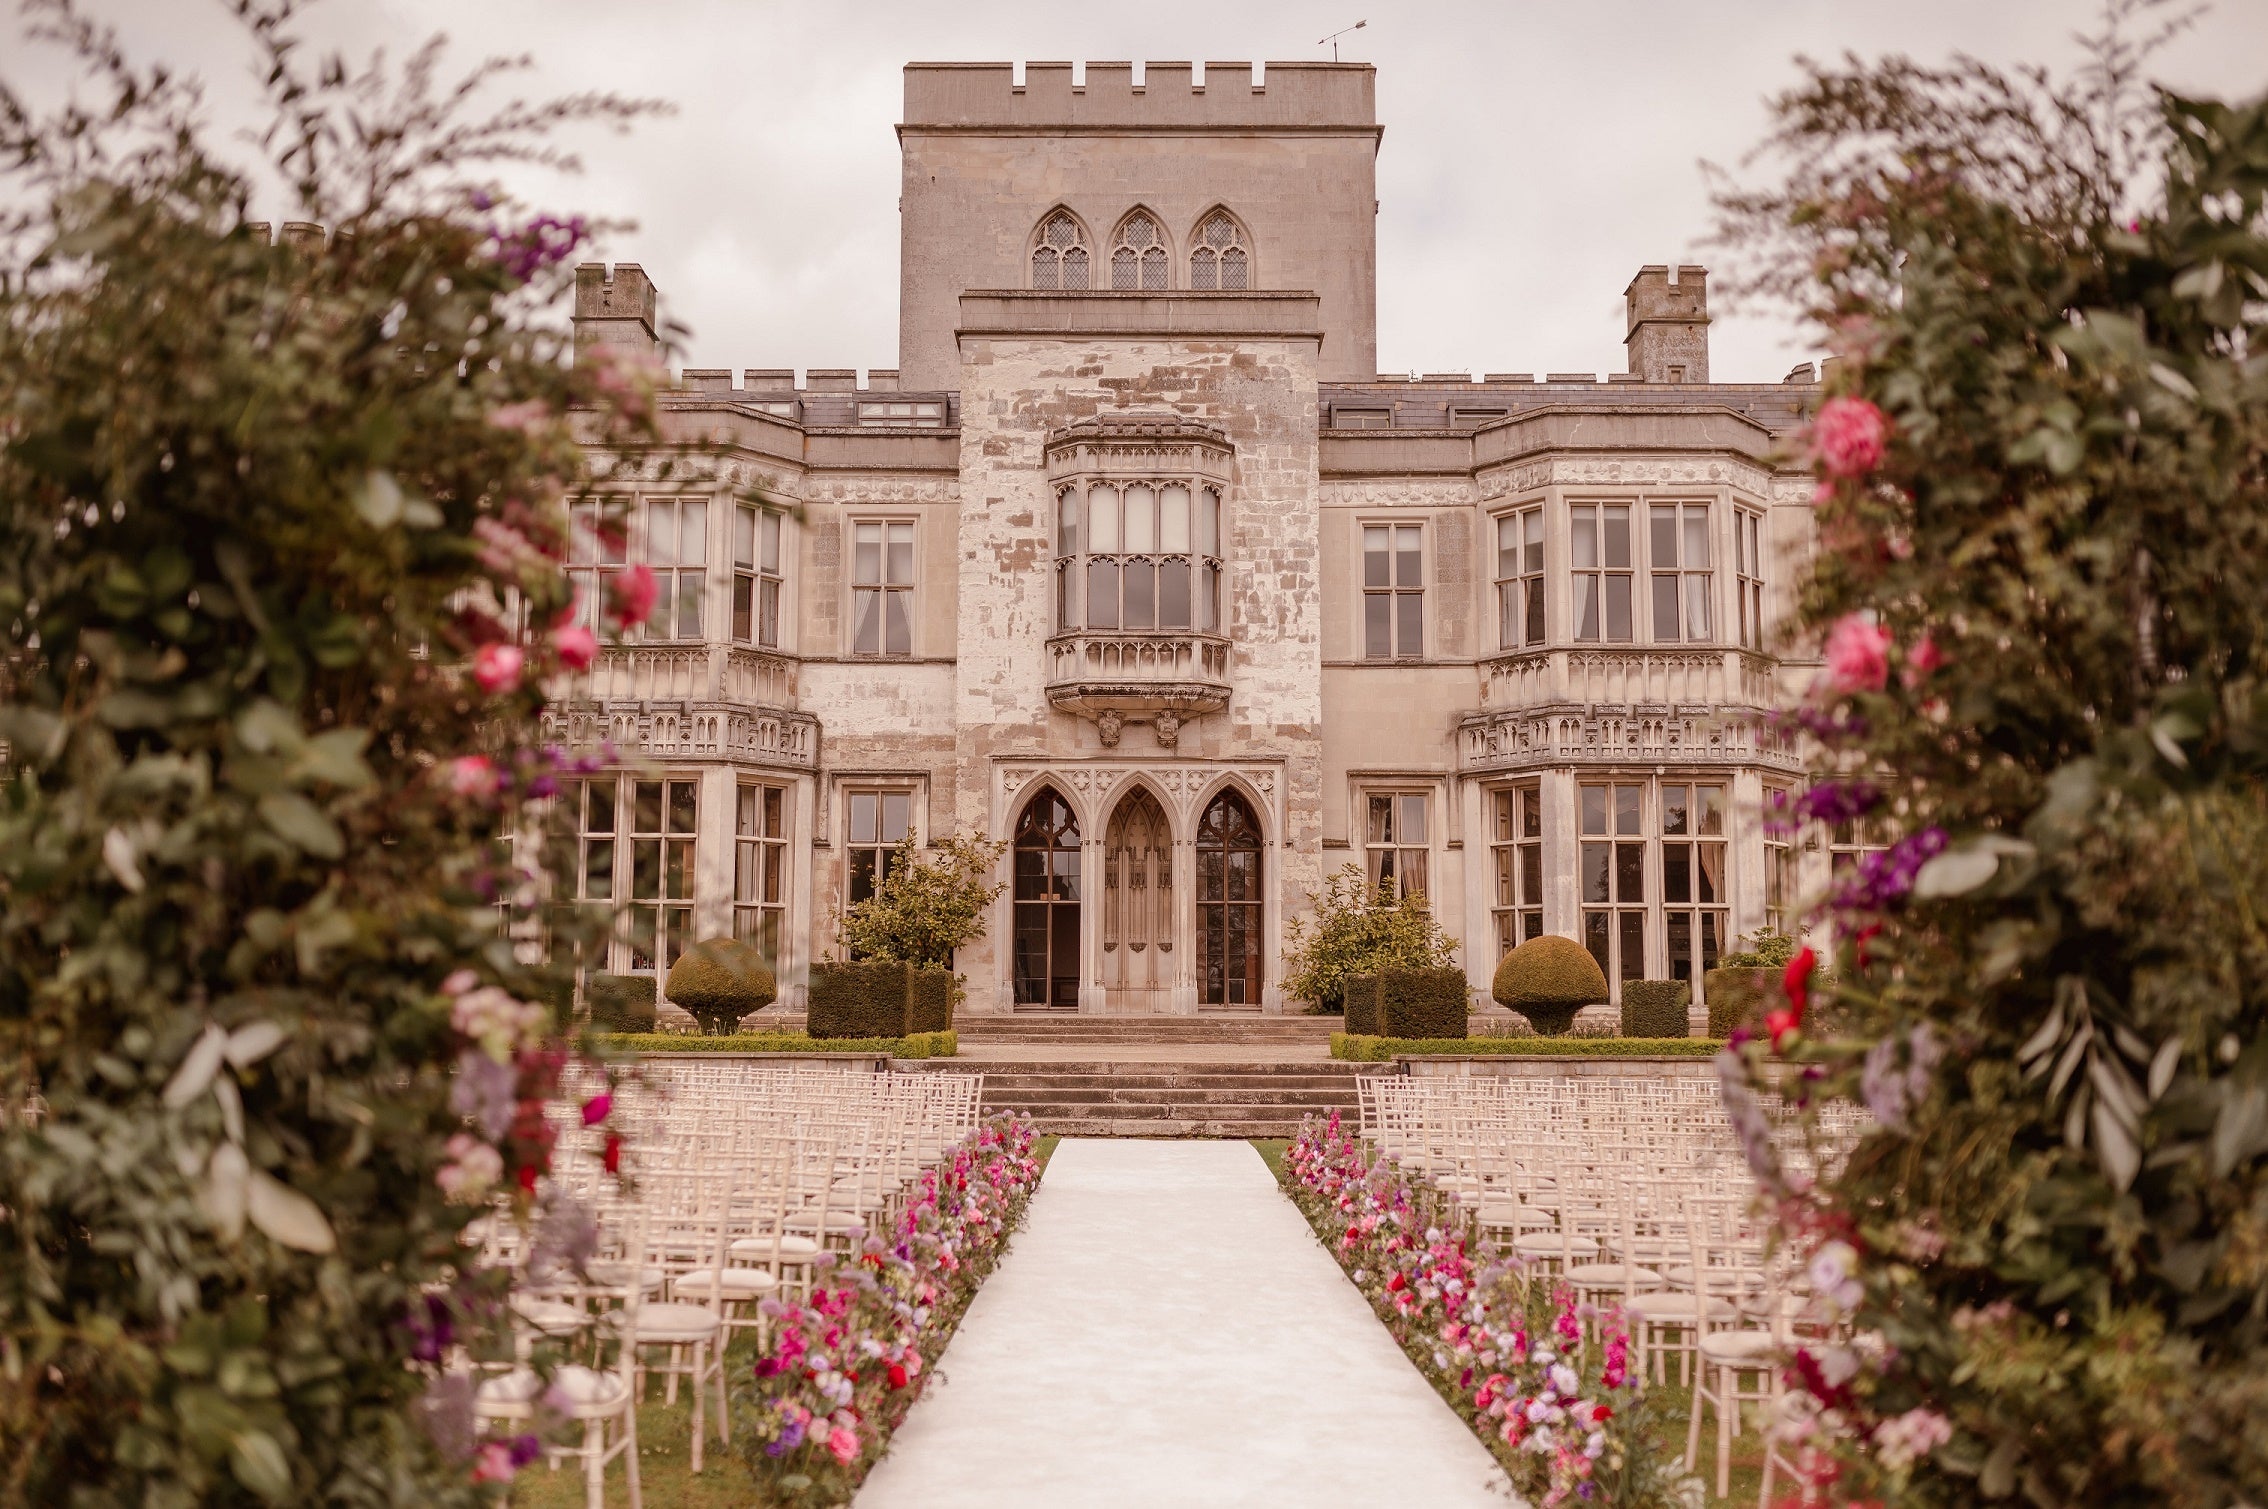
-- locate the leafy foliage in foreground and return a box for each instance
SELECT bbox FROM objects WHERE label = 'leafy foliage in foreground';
[0,7,670,1503]
[1714,21,2268,1505]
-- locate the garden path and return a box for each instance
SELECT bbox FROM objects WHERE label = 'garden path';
[855,1138,1518,1509]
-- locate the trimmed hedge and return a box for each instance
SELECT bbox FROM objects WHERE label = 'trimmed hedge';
[1341,973,1381,1037]
[1491,935,1608,1035]
[1703,966,1774,1039]
[665,937,779,1035]
[586,973,657,1033]
[907,966,955,1034]
[1619,980,1692,1039]
[1331,1033,1721,1061]
[1377,966,1468,1039]
[597,1030,958,1058]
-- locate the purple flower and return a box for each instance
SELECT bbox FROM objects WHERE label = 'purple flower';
[403,1292,455,1363]
[1863,1023,1942,1130]
[1770,780,1882,835]
[489,214,590,282]
[1831,826,1948,912]
[450,1047,517,1139]
[508,1434,542,1468]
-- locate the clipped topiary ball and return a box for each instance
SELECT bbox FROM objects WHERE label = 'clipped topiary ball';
[1491,934,1608,1036]
[665,937,778,1036]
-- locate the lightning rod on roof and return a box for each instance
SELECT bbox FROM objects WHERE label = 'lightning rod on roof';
[1319,20,1366,63]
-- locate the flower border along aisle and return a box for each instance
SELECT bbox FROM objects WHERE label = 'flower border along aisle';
[734,1112,1043,1504]
[1282,1114,1694,1509]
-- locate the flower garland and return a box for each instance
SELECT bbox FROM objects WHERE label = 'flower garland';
[736,1113,1044,1503]
[1282,1114,1694,1508]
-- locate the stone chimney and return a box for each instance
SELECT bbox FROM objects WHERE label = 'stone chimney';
[1624,264,1709,384]
[573,262,660,366]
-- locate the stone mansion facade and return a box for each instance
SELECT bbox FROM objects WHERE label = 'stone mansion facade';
[559,60,1848,1017]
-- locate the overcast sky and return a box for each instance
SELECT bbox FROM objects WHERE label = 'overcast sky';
[18,1,2268,383]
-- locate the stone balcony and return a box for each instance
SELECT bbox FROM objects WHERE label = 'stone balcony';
[1460,646,1799,774]
[541,643,818,768]
[1045,631,1233,749]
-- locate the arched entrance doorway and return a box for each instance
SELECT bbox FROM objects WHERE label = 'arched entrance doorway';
[1197,789,1264,1010]
[1102,788,1173,1012]
[1012,789,1081,1010]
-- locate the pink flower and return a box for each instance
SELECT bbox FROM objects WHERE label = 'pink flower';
[581,1093,612,1127]
[471,1441,517,1483]
[486,400,552,432]
[608,564,658,629]
[471,642,524,695]
[552,622,599,670]
[1819,614,1892,695]
[448,754,501,799]
[1902,632,1944,688]
[1812,396,1889,478]
[827,1425,860,1465]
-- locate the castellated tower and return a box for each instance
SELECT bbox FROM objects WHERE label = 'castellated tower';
[1624,264,1710,384]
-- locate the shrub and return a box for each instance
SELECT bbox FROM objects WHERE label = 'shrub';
[0,16,665,1501]
[1490,934,1607,1035]
[1701,966,1772,1039]
[1340,973,1381,1036]
[665,938,779,1035]
[1568,1014,1619,1039]
[1329,1034,1721,1062]
[906,965,955,1034]
[595,1030,958,1059]
[1619,980,1692,1039]
[1376,966,1468,1039]
[1714,34,2268,1501]
[1718,929,1800,969]
[1472,1013,1536,1039]
[808,961,915,1039]
[587,973,658,1034]
[1282,864,1459,1012]
[837,834,1007,973]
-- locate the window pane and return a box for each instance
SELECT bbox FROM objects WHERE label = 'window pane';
[885,589,912,655]
[850,793,877,845]
[1201,490,1220,556]
[1159,558,1191,627]
[1368,796,1392,844]
[1401,849,1428,897]
[585,838,613,901]
[1585,911,1611,978]
[631,838,660,900]
[677,571,702,638]
[733,576,752,642]
[1124,484,1156,552]
[1524,509,1543,572]
[886,524,914,585]
[1364,593,1391,658]
[1651,505,1678,566]
[646,501,675,566]
[1524,578,1545,644]
[1662,784,1689,836]
[1123,561,1155,628]
[668,780,697,834]
[764,787,783,836]
[1605,574,1632,640]
[1363,527,1389,587]
[761,579,779,646]
[1652,573,1680,640]
[1494,848,1513,906]
[1616,841,1644,903]
[1395,592,1422,657]
[1570,507,1598,568]
[736,785,757,835]
[1668,911,1693,984]
[1574,576,1599,640]
[634,781,662,835]
[881,793,910,842]
[1498,581,1518,648]
[1701,912,1722,973]
[1582,841,1609,903]
[1615,784,1642,835]
[1160,484,1190,551]
[735,505,755,568]
[852,587,881,654]
[1697,784,1725,835]
[1088,559,1120,627]
[1089,486,1120,552]
[1520,785,1541,838]
[1684,509,1710,568]
[665,839,694,900]
[763,844,783,904]
[1200,564,1218,631]
[1664,841,1692,903]
[1493,791,1514,843]
[1521,843,1542,904]
[1698,842,1725,904]
[1580,784,1606,835]
[1686,573,1711,639]
[1619,911,1645,981]
[587,779,616,834]
[853,525,880,585]
[1604,506,1632,568]
[680,500,706,565]
[1058,489,1080,557]
[1400,794,1428,843]
[762,512,781,573]
[1396,527,1422,587]
[1497,515,1518,578]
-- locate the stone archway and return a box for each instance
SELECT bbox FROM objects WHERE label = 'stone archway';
[1101,787,1173,1012]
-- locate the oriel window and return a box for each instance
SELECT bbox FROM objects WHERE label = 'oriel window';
[1570,504,1633,642]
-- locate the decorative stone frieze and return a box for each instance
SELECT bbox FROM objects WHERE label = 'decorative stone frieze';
[1457,706,1799,774]
[547,644,817,769]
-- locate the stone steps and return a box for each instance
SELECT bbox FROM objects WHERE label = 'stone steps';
[956,1014,1343,1045]
[900,1057,1366,1138]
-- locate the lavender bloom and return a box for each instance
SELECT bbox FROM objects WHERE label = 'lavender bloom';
[450,1047,517,1139]
[1716,1049,1791,1197]
[527,1191,599,1283]
[489,214,589,282]
[1832,826,1949,913]
[1862,1023,1944,1130]
[403,1292,455,1364]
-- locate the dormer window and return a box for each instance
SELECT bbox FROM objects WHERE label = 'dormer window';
[1111,212,1169,291]
[1032,210,1090,291]
[1189,210,1249,290]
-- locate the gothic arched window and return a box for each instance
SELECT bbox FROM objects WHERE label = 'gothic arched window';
[1110,212,1169,291]
[1188,210,1249,291]
[1031,211,1090,291]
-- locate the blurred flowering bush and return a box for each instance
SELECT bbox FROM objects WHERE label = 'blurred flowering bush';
[1282,1113,1692,1508]
[735,1113,1043,1503]
[0,3,697,1502]
[1714,11,2268,1504]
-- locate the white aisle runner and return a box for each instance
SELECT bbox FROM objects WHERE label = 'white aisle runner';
[855,1139,1516,1509]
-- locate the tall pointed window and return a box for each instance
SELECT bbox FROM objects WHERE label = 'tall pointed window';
[1198,791,1264,1007]
[1031,211,1090,291]
[1188,210,1248,290]
[1012,791,1082,1010]
[1111,212,1169,291]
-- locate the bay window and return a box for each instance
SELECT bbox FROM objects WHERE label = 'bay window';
[1055,479,1223,633]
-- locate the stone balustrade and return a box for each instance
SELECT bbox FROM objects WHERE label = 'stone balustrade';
[1044,631,1233,749]
[1478,647,1778,710]
[547,643,815,768]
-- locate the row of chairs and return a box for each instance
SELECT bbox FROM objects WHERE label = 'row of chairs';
[448,1062,986,1508]
[1357,1074,1863,1502]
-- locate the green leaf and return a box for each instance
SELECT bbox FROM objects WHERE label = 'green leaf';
[235,699,302,755]
[350,470,403,527]
[246,1171,334,1253]
[256,793,342,859]
[227,1429,293,1503]
[291,728,373,790]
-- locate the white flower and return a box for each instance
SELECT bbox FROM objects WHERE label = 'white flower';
[1550,1363,1580,1397]
[1873,1407,1952,1472]
[1808,1240,1864,1312]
